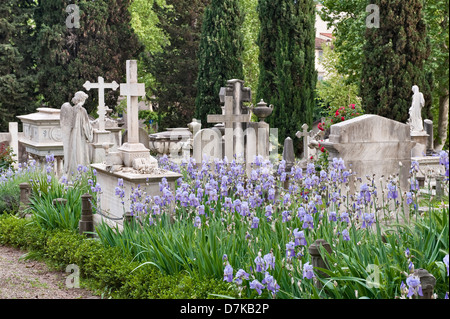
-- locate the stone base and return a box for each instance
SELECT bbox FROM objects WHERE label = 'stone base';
[118,142,157,168]
[411,130,429,157]
[91,163,182,222]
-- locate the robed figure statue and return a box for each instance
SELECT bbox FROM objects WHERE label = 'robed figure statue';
[60,91,93,175]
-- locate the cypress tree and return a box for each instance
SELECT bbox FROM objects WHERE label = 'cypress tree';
[148,0,209,130]
[360,0,431,123]
[33,0,143,115]
[0,0,37,131]
[256,0,317,153]
[195,0,245,126]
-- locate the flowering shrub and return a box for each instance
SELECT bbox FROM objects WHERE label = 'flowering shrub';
[317,103,364,132]
[0,143,15,172]
[94,154,449,299]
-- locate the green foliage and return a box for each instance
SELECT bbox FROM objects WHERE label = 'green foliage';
[360,0,432,123]
[0,0,38,132]
[0,161,44,215]
[147,0,209,130]
[241,0,260,102]
[195,0,245,126]
[256,0,317,155]
[315,44,362,117]
[33,0,143,116]
[28,164,98,231]
[0,214,240,299]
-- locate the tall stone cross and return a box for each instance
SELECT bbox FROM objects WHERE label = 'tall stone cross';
[118,60,156,169]
[83,77,119,131]
[207,79,251,160]
[296,123,311,160]
[207,88,251,161]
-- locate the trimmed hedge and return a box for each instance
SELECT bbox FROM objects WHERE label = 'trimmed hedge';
[0,214,239,299]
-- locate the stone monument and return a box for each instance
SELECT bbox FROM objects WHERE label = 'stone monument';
[17,108,64,174]
[90,60,181,223]
[83,76,120,163]
[194,79,275,169]
[321,114,415,195]
[408,85,429,157]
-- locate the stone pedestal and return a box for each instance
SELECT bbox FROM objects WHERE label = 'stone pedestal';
[17,107,64,175]
[91,130,114,163]
[91,163,181,222]
[410,130,429,157]
[117,142,157,168]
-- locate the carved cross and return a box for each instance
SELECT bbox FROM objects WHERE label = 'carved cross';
[83,77,119,131]
[120,60,145,144]
[207,95,251,160]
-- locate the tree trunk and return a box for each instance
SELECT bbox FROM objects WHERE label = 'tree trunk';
[434,88,449,151]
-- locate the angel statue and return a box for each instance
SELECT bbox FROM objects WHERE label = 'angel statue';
[60,91,93,175]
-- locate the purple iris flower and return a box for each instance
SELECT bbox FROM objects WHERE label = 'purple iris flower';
[263,253,275,270]
[249,279,265,295]
[303,262,315,279]
[297,206,306,220]
[262,272,280,295]
[340,211,350,223]
[223,264,233,283]
[293,228,307,246]
[193,216,201,228]
[406,275,423,298]
[406,192,413,205]
[286,241,296,259]
[342,229,350,241]
[282,210,290,223]
[234,269,249,285]
[254,255,264,272]
[362,212,375,228]
[387,182,398,200]
[251,216,259,229]
[302,214,314,230]
[329,211,337,222]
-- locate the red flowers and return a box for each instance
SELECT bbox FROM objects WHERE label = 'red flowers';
[341,116,345,121]
[321,146,325,153]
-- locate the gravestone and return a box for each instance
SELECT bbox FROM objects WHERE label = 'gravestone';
[321,114,414,194]
[195,79,274,168]
[423,119,433,153]
[207,79,252,161]
[91,60,181,223]
[17,108,64,175]
[117,60,157,169]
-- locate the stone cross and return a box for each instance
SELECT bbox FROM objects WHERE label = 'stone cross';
[117,60,156,169]
[296,123,311,159]
[83,77,119,132]
[120,60,145,144]
[207,93,251,161]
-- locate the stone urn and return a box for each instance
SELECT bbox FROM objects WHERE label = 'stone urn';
[251,99,273,123]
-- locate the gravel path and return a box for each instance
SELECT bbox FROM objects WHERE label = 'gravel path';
[0,245,100,299]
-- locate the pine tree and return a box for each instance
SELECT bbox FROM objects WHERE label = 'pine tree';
[256,0,317,152]
[33,0,143,115]
[148,0,209,130]
[360,0,431,123]
[0,0,37,131]
[195,0,245,126]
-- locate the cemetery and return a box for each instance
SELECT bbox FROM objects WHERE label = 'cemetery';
[0,0,449,302]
